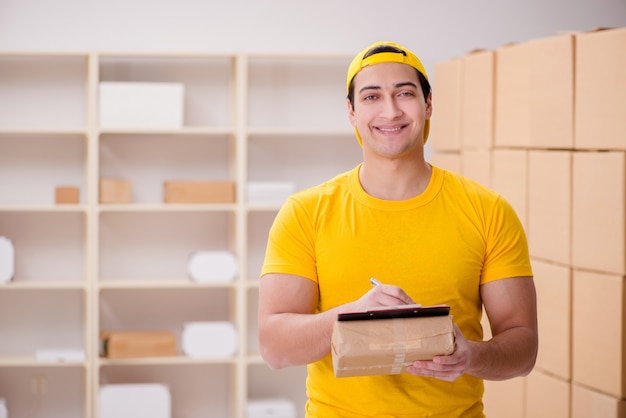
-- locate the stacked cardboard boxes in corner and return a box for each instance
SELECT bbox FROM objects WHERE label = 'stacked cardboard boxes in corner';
[431,26,626,418]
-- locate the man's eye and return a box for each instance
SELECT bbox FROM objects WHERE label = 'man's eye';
[399,91,415,97]
[363,95,377,101]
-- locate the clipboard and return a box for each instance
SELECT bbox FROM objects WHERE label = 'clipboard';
[337,304,450,321]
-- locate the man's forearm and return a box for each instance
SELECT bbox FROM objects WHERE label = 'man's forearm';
[466,326,538,381]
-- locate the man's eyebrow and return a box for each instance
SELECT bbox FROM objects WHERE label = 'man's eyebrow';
[358,81,418,94]
[358,84,381,94]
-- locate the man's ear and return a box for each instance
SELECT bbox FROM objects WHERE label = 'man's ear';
[425,92,433,119]
[347,99,356,127]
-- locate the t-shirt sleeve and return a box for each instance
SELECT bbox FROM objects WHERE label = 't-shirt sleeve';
[260,196,318,282]
[481,196,533,284]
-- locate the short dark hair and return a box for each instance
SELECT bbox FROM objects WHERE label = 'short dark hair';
[347,45,431,109]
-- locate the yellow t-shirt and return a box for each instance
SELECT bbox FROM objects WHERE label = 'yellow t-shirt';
[261,164,533,418]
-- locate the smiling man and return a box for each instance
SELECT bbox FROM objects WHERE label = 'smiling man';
[258,41,538,417]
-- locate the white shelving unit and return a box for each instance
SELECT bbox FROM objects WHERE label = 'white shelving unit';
[0,51,362,418]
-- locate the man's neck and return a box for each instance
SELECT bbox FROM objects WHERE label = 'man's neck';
[359,157,432,201]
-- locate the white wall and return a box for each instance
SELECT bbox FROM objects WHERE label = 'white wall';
[1,0,625,76]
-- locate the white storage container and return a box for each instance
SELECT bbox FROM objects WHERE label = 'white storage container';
[99,82,184,129]
[187,250,238,283]
[247,182,296,205]
[100,384,171,418]
[246,398,297,418]
[0,237,14,284]
[182,321,238,357]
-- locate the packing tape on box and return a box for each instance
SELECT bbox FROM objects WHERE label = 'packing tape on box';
[188,251,238,283]
[0,237,14,283]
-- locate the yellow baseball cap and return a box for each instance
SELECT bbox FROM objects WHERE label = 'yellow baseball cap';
[347,41,430,144]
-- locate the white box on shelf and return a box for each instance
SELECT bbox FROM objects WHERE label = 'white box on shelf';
[187,250,238,283]
[182,321,238,357]
[35,349,85,362]
[247,182,296,204]
[100,384,171,418]
[246,398,297,418]
[0,237,14,284]
[99,82,184,129]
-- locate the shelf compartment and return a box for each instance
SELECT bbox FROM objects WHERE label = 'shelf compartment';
[247,133,362,191]
[99,211,236,280]
[0,211,86,282]
[99,287,235,348]
[247,56,351,130]
[0,365,85,418]
[0,133,87,205]
[246,211,277,281]
[99,133,235,205]
[0,289,85,358]
[99,363,232,417]
[98,55,234,129]
[247,363,308,418]
[0,54,88,130]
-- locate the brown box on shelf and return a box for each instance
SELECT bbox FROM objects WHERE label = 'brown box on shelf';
[163,180,235,204]
[100,330,177,359]
[99,178,132,204]
[331,314,455,378]
[55,186,80,204]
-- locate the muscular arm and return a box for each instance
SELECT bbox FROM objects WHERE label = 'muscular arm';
[408,276,538,381]
[258,273,415,369]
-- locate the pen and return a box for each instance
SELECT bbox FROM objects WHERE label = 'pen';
[370,277,382,286]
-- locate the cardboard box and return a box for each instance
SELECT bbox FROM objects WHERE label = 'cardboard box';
[163,180,235,204]
[572,269,626,398]
[331,315,455,377]
[525,371,570,418]
[99,82,184,130]
[99,178,132,204]
[494,42,531,148]
[571,383,626,418]
[428,151,461,174]
[572,151,625,275]
[429,57,462,151]
[100,331,177,359]
[483,378,526,418]
[527,150,571,265]
[461,149,491,188]
[532,259,571,379]
[575,28,626,151]
[491,149,528,229]
[529,34,575,149]
[55,186,80,204]
[461,49,494,150]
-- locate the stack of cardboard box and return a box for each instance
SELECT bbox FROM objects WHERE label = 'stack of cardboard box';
[429,27,626,418]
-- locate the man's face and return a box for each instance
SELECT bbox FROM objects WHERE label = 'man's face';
[348,62,432,158]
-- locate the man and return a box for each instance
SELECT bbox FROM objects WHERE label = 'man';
[258,41,537,417]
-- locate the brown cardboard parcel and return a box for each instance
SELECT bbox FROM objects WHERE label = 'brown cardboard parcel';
[331,315,455,377]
